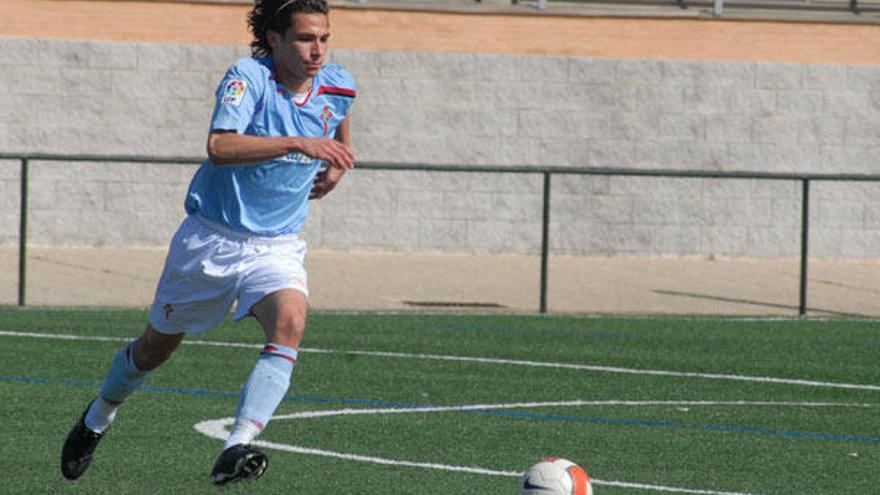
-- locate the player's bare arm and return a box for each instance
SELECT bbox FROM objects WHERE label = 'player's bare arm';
[207,130,354,169]
[310,115,352,200]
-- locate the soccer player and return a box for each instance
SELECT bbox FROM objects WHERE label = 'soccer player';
[61,0,356,485]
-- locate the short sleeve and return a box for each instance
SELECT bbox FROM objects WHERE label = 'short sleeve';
[208,59,263,134]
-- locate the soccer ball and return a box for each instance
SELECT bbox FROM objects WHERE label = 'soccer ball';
[519,457,593,495]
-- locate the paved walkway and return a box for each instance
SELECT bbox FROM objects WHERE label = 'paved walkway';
[2,246,879,317]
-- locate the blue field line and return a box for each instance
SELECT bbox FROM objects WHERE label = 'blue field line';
[4,375,879,445]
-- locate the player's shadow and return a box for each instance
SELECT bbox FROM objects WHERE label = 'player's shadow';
[652,289,868,318]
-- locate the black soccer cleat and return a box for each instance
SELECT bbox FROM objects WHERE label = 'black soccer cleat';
[61,401,105,480]
[210,444,269,486]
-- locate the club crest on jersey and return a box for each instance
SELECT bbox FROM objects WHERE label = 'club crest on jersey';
[221,79,247,106]
[320,106,334,136]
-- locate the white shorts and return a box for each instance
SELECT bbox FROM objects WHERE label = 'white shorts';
[148,215,308,335]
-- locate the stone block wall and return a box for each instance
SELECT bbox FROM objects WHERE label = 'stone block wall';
[2,38,879,256]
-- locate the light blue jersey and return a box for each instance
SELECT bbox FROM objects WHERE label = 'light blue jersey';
[185,57,357,236]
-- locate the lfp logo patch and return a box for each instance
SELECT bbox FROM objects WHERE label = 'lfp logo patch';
[221,79,247,106]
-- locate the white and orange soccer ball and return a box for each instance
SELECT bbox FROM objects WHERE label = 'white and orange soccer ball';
[519,457,593,495]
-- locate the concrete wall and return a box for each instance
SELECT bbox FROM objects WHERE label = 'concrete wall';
[2,38,880,256]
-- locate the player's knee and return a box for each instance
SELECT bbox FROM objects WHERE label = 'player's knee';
[271,311,307,348]
[133,327,182,371]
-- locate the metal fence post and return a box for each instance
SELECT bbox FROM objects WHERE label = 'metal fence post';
[798,179,810,317]
[18,158,29,307]
[539,172,551,313]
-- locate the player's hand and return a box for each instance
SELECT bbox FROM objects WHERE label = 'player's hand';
[295,137,355,170]
[309,166,346,200]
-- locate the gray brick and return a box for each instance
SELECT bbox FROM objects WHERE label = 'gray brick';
[865,204,880,228]
[497,137,571,167]
[568,57,617,85]
[726,143,822,172]
[105,182,185,213]
[519,110,611,140]
[847,64,880,91]
[813,182,880,202]
[816,200,863,227]
[702,179,751,198]
[467,220,515,251]
[810,227,843,256]
[704,197,772,226]
[137,42,187,70]
[682,86,732,115]
[618,58,663,86]
[844,118,880,146]
[53,179,107,212]
[419,219,467,248]
[701,226,748,255]
[609,176,698,197]
[155,127,210,158]
[581,85,638,113]
[825,91,875,117]
[802,63,848,90]
[442,191,494,221]
[397,190,444,219]
[0,94,34,125]
[633,197,703,225]
[776,91,824,115]
[664,60,754,87]
[634,86,685,114]
[755,62,802,90]
[607,224,652,254]
[580,140,634,168]
[0,161,20,180]
[182,43,241,74]
[60,68,115,96]
[797,117,845,145]
[770,198,802,226]
[468,173,541,193]
[652,225,701,254]
[490,193,543,220]
[329,50,382,79]
[380,52,498,81]
[751,116,800,144]
[34,39,90,68]
[0,179,20,212]
[746,226,799,256]
[321,215,419,249]
[5,66,61,95]
[552,221,609,254]
[513,55,571,82]
[707,116,750,143]
[728,89,776,116]
[556,194,633,223]
[397,79,497,107]
[820,145,876,172]
[88,41,138,69]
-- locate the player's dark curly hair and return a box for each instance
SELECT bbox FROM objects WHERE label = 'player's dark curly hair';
[248,0,329,56]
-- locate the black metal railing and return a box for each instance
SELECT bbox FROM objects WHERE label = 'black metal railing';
[4,152,880,315]
[351,0,879,15]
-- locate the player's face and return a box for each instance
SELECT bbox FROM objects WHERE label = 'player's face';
[269,13,330,86]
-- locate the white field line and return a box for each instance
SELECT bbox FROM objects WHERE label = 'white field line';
[2,330,879,392]
[193,400,845,495]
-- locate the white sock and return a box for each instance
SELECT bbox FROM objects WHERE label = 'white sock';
[222,343,297,451]
[84,397,119,434]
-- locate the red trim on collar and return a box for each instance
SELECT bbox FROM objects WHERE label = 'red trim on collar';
[317,86,357,98]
